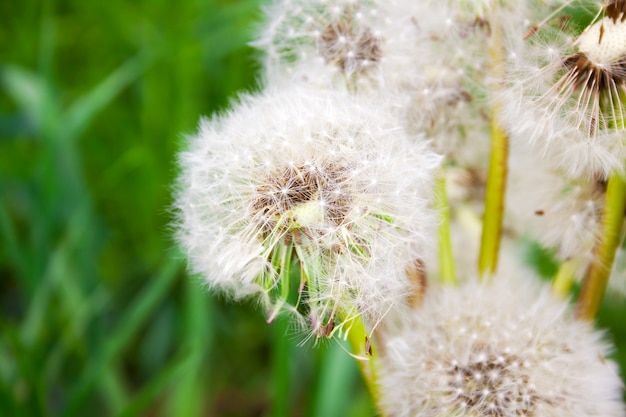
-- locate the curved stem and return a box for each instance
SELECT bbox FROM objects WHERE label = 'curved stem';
[478,19,509,280]
[551,258,579,299]
[344,316,386,416]
[575,173,626,321]
[435,176,458,285]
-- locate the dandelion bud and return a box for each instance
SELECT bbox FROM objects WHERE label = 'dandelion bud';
[174,86,441,338]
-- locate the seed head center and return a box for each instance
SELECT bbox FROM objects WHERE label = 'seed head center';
[577,17,626,65]
[318,12,382,75]
[252,161,352,235]
[446,351,540,417]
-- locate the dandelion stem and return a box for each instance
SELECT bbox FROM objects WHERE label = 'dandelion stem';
[552,258,578,299]
[268,244,292,323]
[479,19,509,280]
[575,173,626,321]
[478,123,508,279]
[435,176,457,285]
[344,316,385,416]
[280,244,293,301]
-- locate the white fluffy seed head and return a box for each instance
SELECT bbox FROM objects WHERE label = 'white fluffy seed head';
[506,140,604,262]
[173,85,441,337]
[255,0,518,172]
[254,0,417,92]
[379,274,625,417]
[500,1,626,179]
[399,0,494,164]
[398,0,534,172]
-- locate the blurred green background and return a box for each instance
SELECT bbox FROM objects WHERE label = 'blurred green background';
[0,1,371,416]
[1,1,625,417]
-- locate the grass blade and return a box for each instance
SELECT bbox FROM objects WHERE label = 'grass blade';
[62,255,181,417]
[64,53,152,140]
[308,342,358,417]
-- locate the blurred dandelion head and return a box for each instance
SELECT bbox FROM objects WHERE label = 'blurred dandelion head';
[400,0,523,167]
[379,275,624,417]
[315,8,383,76]
[255,0,390,89]
[506,141,607,263]
[501,0,626,178]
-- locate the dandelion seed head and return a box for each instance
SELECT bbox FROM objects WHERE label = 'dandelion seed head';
[398,0,533,170]
[379,274,624,417]
[174,86,441,338]
[254,0,416,91]
[500,0,626,178]
[506,140,605,263]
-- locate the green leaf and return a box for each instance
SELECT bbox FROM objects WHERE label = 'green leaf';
[115,355,186,417]
[62,255,181,417]
[308,342,359,417]
[166,279,214,416]
[0,65,55,133]
[64,53,151,140]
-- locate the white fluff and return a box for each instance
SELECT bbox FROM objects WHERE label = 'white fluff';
[379,274,625,417]
[499,1,626,179]
[173,85,441,337]
[506,139,603,263]
[254,0,417,92]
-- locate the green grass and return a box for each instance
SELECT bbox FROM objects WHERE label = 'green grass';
[0,1,370,416]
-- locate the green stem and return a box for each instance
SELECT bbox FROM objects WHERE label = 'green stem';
[267,243,292,323]
[551,258,578,299]
[575,173,626,321]
[478,104,509,279]
[344,316,385,416]
[270,316,291,417]
[280,243,293,301]
[435,176,458,285]
[478,18,509,280]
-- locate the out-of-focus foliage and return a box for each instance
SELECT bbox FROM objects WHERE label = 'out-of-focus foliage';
[0,1,370,416]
